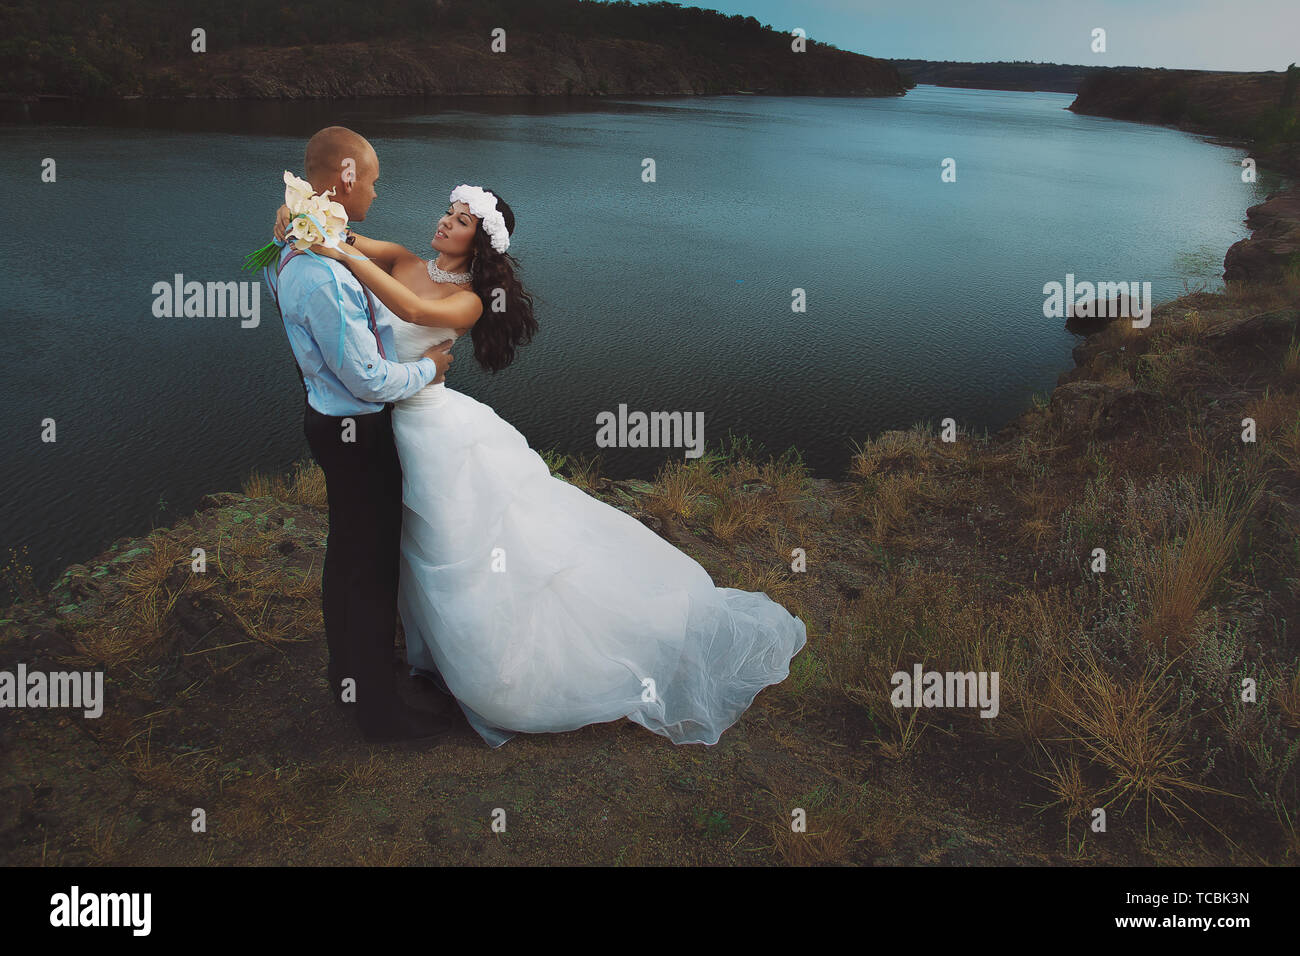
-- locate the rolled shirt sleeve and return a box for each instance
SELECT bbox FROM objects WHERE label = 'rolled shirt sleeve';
[301,277,439,405]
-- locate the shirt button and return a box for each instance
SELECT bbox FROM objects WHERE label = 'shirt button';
[366,363,373,369]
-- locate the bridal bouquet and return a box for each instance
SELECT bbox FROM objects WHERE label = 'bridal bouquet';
[242,171,349,271]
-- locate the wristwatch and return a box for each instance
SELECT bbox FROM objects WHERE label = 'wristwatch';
[344,229,356,245]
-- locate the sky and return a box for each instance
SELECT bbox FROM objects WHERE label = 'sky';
[627,0,1298,71]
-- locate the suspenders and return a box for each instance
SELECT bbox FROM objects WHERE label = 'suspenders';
[269,248,387,396]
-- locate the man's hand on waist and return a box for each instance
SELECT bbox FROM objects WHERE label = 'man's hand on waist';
[424,340,454,384]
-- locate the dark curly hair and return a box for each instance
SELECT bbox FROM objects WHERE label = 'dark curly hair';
[464,188,537,372]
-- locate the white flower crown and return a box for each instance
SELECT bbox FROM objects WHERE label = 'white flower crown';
[449,184,510,254]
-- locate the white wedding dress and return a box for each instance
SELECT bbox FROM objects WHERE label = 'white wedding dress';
[389,316,807,748]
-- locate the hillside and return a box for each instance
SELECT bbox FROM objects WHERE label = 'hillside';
[0,0,906,99]
[1069,65,1300,152]
[891,59,1103,93]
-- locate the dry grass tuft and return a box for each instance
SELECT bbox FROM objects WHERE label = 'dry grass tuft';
[647,458,713,522]
[1046,651,1234,841]
[1135,458,1263,655]
[242,458,327,508]
[1029,747,1096,856]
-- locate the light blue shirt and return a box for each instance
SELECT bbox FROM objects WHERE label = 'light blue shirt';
[265,244,439,416]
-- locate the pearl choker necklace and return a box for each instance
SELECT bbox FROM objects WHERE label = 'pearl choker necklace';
[428,259,472,284]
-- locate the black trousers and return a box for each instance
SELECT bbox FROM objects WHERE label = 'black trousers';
[303,396,404,730]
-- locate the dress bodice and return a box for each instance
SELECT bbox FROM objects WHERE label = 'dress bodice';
[392,318,458,363]
[391,318,459,408]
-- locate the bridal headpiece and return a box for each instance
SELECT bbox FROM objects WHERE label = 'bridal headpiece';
[450,184,510,254]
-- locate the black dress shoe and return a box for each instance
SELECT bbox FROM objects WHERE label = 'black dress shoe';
[405,679,454,717]
[419,692,454,717]
[359,703,453,743]
[408,665,453,697]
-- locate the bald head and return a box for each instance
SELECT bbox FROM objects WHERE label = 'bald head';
[303,126,380,222]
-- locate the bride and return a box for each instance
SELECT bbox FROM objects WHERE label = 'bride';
[275,186,807,748]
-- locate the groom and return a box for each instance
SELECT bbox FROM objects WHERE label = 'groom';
[266,126,455,743]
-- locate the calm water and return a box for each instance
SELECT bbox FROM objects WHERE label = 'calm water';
[0,87,1285,592]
